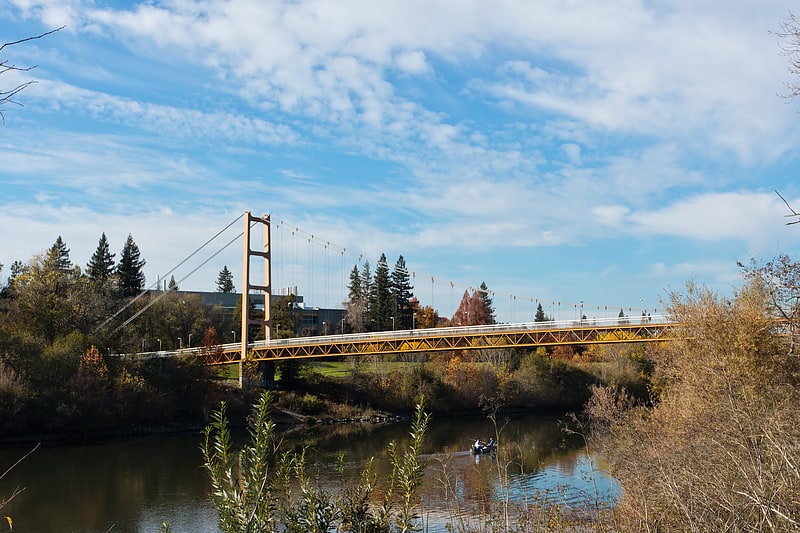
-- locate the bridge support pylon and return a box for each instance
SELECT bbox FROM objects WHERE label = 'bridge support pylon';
[240,211,273,388]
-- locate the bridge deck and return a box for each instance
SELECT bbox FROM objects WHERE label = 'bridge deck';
[129,315,678,364]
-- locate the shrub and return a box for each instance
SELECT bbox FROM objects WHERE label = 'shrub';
[202,391,431,533]
[596,280,800,531]
[510,351,596,409]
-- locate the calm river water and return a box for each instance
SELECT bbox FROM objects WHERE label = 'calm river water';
[0,413,619,532]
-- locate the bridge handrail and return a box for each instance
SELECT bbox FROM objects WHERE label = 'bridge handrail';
[252,314,675,349]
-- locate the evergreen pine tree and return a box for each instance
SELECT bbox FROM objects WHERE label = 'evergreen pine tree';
[390,255,414,329]
[368,254,392,330]
[344,264,365,332]
[534,302,547,322]
[168,275,179,290]
[359,261,372,330]
[347,265,362,301]
[117,234,146,297]
[477,281,495,324]
[47,236,72,273]
[359,261,371,302]
[86,233,116,284]
[216,266,235,293]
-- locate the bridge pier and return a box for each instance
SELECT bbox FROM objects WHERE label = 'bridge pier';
[258,360,275,389]
[236,360,275,389]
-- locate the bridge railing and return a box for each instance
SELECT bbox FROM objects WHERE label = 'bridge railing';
[253,314,674,350]
[121,314,675,359]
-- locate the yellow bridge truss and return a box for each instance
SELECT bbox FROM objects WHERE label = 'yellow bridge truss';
[195,316,678,365]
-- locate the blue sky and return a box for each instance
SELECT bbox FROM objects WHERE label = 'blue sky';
[2,0,800,323]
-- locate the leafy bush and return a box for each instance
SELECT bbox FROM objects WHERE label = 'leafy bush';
[510,352,596,409]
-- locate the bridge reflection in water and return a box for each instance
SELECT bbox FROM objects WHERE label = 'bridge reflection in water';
[130,315,677,364]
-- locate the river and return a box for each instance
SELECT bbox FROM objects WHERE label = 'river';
[0,413,619,532]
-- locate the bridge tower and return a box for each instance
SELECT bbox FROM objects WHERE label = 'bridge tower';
[241,212,273,388]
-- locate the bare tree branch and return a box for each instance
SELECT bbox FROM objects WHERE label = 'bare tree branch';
[0,26,64,124]
[0,26,65,53]
[0,443,39,510]
[776,190,800,225]
[775,12,800,99]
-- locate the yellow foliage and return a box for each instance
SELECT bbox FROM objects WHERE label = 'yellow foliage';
[79,345,109,381]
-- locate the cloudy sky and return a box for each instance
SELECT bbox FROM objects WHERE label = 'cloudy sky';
[2,0,799,323]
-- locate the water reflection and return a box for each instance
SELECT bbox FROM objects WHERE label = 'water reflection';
[0,413,618,532]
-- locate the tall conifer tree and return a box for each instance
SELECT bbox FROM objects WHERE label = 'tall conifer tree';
[47,236,72,273]
[535,302,548,322]
[86,233,116,284]
[345,264,366,332]
[348,265,362,301]
[358,261,372,331]
[476,281,496,325]
[216,266,235,293]
[390,255,414,329]
[117,234,146,297]
[368,254,392,331]
[452,290,472,326]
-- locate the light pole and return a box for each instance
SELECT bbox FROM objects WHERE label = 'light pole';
[157,338,162,351]
[390,316,395,330]
[322,321,327,335]
[178,337,183,349]
[341,318,345,333]
[412,312,416,330]
[188,334,192,348]
[231,330,236,343]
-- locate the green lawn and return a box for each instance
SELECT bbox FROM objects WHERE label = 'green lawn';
[308,359,421,378]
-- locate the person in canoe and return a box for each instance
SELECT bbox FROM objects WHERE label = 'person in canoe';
[472,437,496,454]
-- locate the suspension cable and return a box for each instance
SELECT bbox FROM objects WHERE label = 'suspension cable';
[109,230,244,336]
[95,213,244,333]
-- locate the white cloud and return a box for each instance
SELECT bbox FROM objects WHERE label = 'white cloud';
[630,191,790,245]
[394,50,430,75]
[25,79,296,145]
[593,205,630,229]
[5,0,800,314]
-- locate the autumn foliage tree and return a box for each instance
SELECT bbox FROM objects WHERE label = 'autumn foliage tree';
[451,283,496,326]
[591,279,800,531]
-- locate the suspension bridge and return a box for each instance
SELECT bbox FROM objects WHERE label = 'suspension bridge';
[112,211,679,384]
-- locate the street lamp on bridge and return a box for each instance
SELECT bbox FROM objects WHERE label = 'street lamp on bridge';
[157,338,161,351]
[231,330,236,343]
